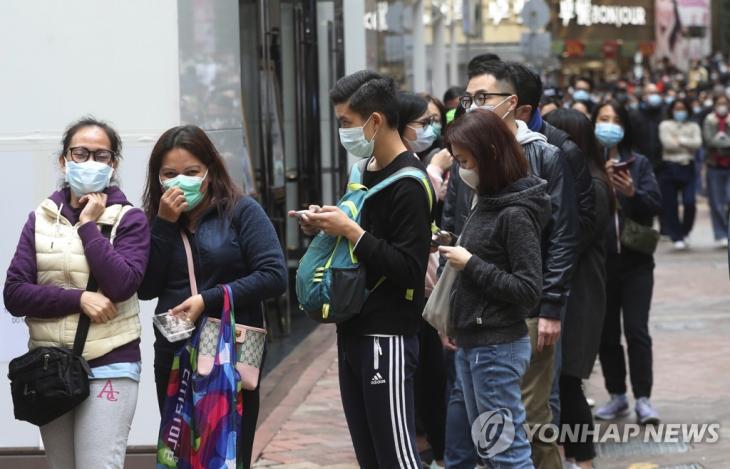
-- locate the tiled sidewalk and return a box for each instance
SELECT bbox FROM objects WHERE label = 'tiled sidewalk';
[253,340,358,468]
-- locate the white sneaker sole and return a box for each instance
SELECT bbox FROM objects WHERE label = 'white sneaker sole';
[594,407,631,420]
[637,414,661,425]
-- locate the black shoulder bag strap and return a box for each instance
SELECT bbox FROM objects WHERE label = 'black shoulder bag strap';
[72,224,113,357]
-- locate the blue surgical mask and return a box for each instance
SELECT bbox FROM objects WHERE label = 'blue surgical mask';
[338,115,377,158]
[65,160,114,196]
[573,89,591,102]
[692,106,703,114]
[674,110,688,122]
[595,122,625,148]
[647,94,663,107]
[406,124,438,153]
[432,122,442,138]
[629,102,640,111]
[665,96,675,105]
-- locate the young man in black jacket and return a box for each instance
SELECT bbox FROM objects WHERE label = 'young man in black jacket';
[441,59,578,469]
[293,70,432,468]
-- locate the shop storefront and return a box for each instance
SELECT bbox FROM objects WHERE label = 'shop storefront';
[549,0,656,78]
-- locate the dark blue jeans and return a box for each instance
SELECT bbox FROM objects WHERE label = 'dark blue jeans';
[707,166,730,240]
[456,337,534,469]
[659,162,696,242]
[445,350,479,469]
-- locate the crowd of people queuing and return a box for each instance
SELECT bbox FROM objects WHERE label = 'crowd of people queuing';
[3,50,729,469]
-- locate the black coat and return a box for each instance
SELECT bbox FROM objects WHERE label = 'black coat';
[630,105,666,171]
[562,177,611,378]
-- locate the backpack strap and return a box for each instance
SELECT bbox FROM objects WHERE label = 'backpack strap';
[347,159,369,187]
[357,164,436,303]
[364,166,435,213]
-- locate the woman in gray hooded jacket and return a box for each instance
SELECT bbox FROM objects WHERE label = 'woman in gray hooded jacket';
[439,110,550,468]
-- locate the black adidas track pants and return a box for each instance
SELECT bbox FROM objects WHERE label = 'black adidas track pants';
[337,334,422,469]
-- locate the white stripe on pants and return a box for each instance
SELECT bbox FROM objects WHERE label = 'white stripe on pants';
[40,378,139,469]
[388,336,419,469]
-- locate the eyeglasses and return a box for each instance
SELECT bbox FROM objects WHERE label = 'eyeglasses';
[411,116,438,128]
[459,92,512,109]
[68,146,115,164]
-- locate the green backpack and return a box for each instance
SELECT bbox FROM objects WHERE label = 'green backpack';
[296,158,434,324]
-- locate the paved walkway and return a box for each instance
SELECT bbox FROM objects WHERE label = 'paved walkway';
[253,203,730,468]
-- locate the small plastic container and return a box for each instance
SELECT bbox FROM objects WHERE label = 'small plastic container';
[153,312,196,342]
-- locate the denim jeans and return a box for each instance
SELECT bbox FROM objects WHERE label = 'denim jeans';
[706,166,730,240]
[456,337,534,469]
[445,350,479,469]
[659,162,697,242]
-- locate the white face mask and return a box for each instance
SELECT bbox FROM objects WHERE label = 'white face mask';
[467,96,513,119]
[459,166,479,191]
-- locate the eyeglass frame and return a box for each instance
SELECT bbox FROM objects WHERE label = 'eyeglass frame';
[67,146,116,164]
[410,115,438,128]
[459,91,513,109]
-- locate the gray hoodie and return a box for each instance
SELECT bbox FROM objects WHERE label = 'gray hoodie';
[449,175,551,347]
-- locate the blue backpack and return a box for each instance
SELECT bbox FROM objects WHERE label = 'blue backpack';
[296,158,434,324]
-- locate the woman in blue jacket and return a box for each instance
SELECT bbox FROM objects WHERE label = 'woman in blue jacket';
[592,101,663,426]
[139,125,287,467]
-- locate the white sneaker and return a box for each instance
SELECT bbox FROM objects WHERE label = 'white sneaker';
[673,240,687,250]
[595,394,630,420]
[718,238,729,249]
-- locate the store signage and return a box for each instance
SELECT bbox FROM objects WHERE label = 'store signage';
[559,0,647,27]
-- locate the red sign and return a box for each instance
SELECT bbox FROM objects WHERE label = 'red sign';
[564,40,585,58]
[602,40,621,59]
[639,42,656,57]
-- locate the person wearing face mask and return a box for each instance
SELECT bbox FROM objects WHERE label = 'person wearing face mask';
[571,77,595,115]
[630,83,667,172]
[592,101,663,427]
[658,99,703,250]
[703,95,730,248]
[689,98,710,196]
[139,125,287,468]
[441,109,550,468]
[3,117,150,469]
[397,91,449,468]
[290,71,433,468]
[441,58,577,469]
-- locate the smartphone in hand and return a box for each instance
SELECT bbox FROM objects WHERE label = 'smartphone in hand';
[613,158,636,174]
[431,230,456,247]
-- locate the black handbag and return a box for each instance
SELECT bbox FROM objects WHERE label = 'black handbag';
[7,225,111,426]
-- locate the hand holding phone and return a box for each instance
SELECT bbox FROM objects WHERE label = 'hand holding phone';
[612,157,635,174]
[431,230,455,247]
[288,205,322,236]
